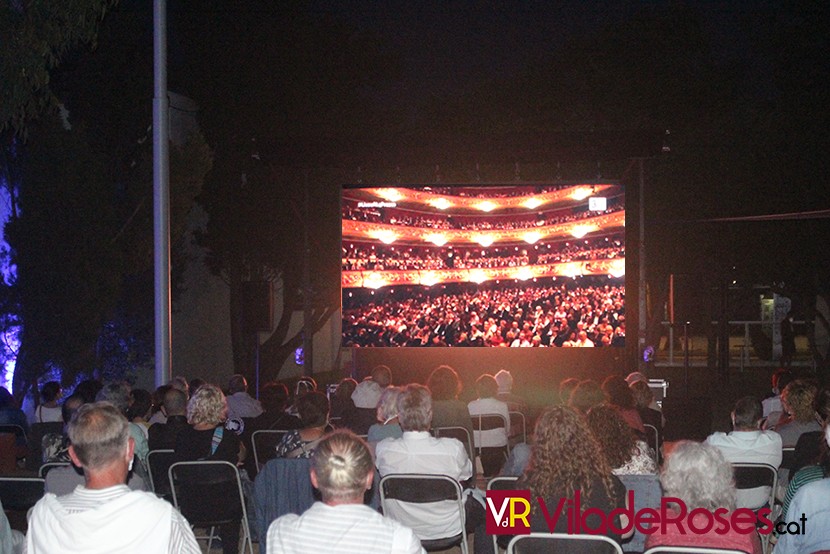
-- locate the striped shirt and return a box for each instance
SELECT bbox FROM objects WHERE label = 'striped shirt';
[267,502,424,554]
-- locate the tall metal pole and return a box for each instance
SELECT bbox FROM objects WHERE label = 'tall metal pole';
[302,175,313,376]
[153,0,171,387]
[638,158,647,372]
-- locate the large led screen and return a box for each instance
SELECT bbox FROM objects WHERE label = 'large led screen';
[341,184,625,347]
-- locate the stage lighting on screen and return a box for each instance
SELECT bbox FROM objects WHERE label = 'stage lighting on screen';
[341,183,626,348]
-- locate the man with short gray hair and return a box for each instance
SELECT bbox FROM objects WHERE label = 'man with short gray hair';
[25,402,200,554]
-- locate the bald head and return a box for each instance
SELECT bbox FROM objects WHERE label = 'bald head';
[162,388,188,417]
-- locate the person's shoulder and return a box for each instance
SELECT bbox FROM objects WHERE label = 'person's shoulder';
[760,429,783,444]
[794,476,830,500]
[704,431,728,444]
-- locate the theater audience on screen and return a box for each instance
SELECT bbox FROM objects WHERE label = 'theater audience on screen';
[705,395,783,510]
[174,384,244,554]
[644,441,762,554]
[587,404,656,475]
[375,384,486,554]
[602,375,645,435]
[367,386,403,445]
[426,365,474,460]
[507,406,632,553]
[275,391,330,459]
[267,430,424,554]
[468,374,509,476]
[568,379,605,414]
[148,387,190,451]
[226,374,263,421]
[25,402,200,554]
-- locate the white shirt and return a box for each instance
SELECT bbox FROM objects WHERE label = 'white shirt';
[226,391,263,420]
[467,398,509,448]
[267,501,424,554]
[705,429,782,509]
[25,485,200,554]
[375,431,472,541]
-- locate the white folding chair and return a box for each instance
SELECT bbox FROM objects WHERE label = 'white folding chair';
[507,532,623,554]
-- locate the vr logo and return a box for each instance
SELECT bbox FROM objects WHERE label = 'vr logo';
[485,490,532,535]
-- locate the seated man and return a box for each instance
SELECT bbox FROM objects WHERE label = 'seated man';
[226,374,263,421]
[375,384,485,552]
[25,402,200,554]
[705,395,782,509]
[267,430,423,554]
[148,387,190,450]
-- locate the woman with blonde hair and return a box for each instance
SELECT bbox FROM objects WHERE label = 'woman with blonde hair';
[367,386,403,444]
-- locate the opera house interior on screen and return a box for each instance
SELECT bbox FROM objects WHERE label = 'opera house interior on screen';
[341,184,626,348]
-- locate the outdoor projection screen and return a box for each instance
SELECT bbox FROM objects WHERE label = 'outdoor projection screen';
[341,184,625,348]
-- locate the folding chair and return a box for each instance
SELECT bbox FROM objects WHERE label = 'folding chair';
[26,422,63,471]
[0,476,45,512]
[38,461,72,478]
[432,426,475,467]
[168,460,254,554]
[380,474,468,554]
[472,413,510,477]
[251,429,289,471]
[508,411,527,444]
[147,449,175,499]
[732,463,776,554]
[643,423,661,465]
[507,532,624,554]
[487,475,519,552]
[0,424,27,444]
[644,546,747,554]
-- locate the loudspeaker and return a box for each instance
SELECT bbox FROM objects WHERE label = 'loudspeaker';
[242,281,273,333]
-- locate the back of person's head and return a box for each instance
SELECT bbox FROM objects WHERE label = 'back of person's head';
[376,386,402,423]
[68,402,130,471]
[334,378,357,400]
[782,379,819,423]
[815,388,830,426]
[62,394,85,424]
[96,382,131,415]
[228,374,248,395]
[602,375,635,409]
[370,365,392,388]
[586,404,637,469]
[397,384,433,432]
[568,379,604,413]
[168,376,190,396]
[162,387,188,417]
[152,385,172,413]
[260,382,290,413]
[41,381,62,403]
[558,377,580,404]
[127,389,152,421]
[427,365,461,401]
[732,396,762,430]
[188,378,206,397]
[660,441,735,511]
[311,430,374,503]
[629,380,655,410]
[74,379,103,404]
[775,370,795,395]
[297,391,329,428]
[475,374,498,399]
[494,370,513,394]
[187,383,227,427]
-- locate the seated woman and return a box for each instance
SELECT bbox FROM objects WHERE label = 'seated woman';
[509,406,632,553]
[275,391,330,459]
[601,375,645,435]
[174,383,245,554]
[427,365,474,460]
[367,386,403,444]
[467,374,510,476]
[586,404,656,475]
[644,441,762,554]
[775,380,820,448]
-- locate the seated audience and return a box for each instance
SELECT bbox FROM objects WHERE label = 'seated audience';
[275,391,330,459]
[629,380,664,432]
[568,379,605,414]
[774,379,820,447]
[467,374,509,476]
[0,387,28,442]
[763,369,794,429]
[346,365,392,434]
[127,388,153,437]
[644,441,761,554]
[494,369,526,412]
[587,404,656,475]
[558,377,580,405]
[174,384,244,554]
[267,430,424,554]
[375,384,486,553]
[42,393,84,463]
[509,406,632,552]
[25,402,200,553]
[288,376,317,416]
[427,365,474,460]
[32,381,62,423]
[705,395,783,510]
[148,387,190,450]
[147,385,172,426]
[329,378,358,419]
[367,386,403,444]
[96,383,149,475]
[602,375,645,434]
[226,374,263,420]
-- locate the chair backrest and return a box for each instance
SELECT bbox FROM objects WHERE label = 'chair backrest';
[380,473,468,553]
[432,426,474,463]
[169,460,247,526]
[618,473,662,553]
[26,422,64,471]
[731,462,776,512]
[507,533,624,554]
[147,449,176,497]
[780,447,795,470]
[487,475,519,491]
[0,424,27,444]
[0,476,45,512]
[251,429,289,470]
[509,411,527,443]
[644,546,747,554]
[642,423,660,464]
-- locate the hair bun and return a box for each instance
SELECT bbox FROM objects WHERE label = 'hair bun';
[330,454,347,468]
